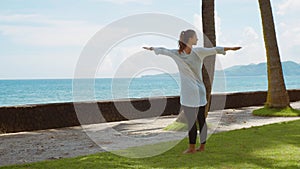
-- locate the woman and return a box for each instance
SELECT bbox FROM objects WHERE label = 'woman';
[143,29,241,154]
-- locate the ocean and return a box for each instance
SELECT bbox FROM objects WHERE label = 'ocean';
[0,75,299,107]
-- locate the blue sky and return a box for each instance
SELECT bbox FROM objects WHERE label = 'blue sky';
[0,0,299,79]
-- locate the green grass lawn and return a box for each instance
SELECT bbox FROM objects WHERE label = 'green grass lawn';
[2,120,300,169]
[253,106,300,117]
[163,121,188,131]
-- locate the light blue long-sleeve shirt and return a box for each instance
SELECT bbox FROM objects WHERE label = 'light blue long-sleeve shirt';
[153,46,226,107]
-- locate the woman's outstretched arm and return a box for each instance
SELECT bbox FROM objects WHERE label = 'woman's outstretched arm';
[194,46,242,59]
[143,47,154,51]
[142,46,175,57]
[224,47,242,51]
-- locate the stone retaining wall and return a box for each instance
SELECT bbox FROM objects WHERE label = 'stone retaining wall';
[1,90,299,133]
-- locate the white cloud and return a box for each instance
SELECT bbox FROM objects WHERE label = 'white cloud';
[0,14,101,47]
[215,11,222,44]
[95,45,142,78]
[193,12,260,70]
[276,22,300,62]
[193,13,202,32]
[243,27,259,40]
[96,42,178,78]
[93,32,183,78]
[193,12,222,45]
[273,0,300,63]
[217,26,266,69]
[193,1,300,70]
[0,52,79,79]
[0,14,39,22]
[278,23,300,46]
[0,14,105,79]
[275,0,300,15]
[274,0,300,45]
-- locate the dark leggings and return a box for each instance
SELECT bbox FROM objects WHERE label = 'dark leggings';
[182,105,207,144]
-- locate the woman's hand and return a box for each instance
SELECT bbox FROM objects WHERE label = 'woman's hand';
[224,47,242,51]
[142,47,154,51]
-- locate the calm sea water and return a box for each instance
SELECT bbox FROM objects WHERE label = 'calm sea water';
[0,75,299,107]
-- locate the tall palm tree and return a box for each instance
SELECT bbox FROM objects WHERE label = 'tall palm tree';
[202,0,216,117]
[258,0,290,108]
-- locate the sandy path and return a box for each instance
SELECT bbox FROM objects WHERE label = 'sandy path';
[1,101,300,166]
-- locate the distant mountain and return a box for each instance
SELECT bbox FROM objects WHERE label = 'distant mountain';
[281,61,300,76]
[141,72,179,78]
[219,61,300,76]
[141,61,300,78]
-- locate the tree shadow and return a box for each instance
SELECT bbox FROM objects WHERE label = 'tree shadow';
[130,119,300,169]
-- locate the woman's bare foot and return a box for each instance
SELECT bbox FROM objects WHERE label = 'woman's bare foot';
[182,148,196,154]
[196,144,205,152]
[183,144,196,154]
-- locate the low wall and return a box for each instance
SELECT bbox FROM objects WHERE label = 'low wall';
[0,90,299,133]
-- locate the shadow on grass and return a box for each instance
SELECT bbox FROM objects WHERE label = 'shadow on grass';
[123,119,300,169]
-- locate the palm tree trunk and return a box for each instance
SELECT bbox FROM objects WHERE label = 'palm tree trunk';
[258,0,290,108]
[202,0,216,117]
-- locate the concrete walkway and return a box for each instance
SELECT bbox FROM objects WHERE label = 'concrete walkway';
[1,101,300,166]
